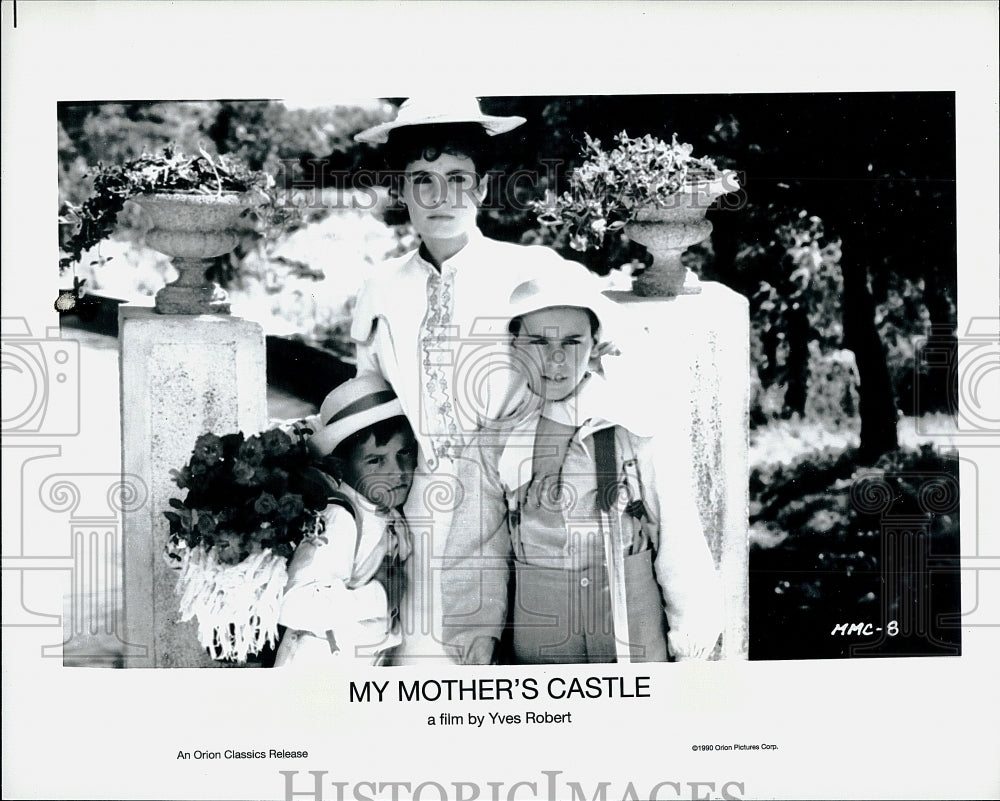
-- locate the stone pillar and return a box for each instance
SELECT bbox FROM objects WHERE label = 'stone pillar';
[605,281,750,658]
[120,306,266,667]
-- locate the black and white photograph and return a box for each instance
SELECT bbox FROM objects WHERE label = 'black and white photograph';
[51,90,961,669]
[3,3,998,800]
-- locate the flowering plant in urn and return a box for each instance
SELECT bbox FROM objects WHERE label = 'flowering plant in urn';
[534,132,740,296]
[59,144,277,314]
[164,422,330,662]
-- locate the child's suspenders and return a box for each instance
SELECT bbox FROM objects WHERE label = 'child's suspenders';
[594,426,618,514]
[594,426,650,534]
[325,489,365,565]
[510,425,650,555]
[595,426,665,664]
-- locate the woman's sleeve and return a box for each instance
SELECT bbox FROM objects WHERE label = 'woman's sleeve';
[350,279,382,379]
[353,331,381,379]
[638,432,724,660]
[278,504,388,636]
[441,437,513,664]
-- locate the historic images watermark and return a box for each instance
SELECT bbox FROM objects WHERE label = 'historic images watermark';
[278,770,748,801]
[272,160,747,215]
[1,318,80,438]
[845,466,962,656]
[1,316,148,662]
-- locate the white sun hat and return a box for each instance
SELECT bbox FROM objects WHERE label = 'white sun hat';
[355,97,526,145]
[309,374,405,457]
[506,266,626,344]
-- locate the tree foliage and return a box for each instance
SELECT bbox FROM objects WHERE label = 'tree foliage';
[483,93,956,457]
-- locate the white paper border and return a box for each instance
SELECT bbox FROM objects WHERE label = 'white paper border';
[3,3,998,799]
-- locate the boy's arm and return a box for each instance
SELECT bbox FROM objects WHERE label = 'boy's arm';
[637,433,724,660]
[279,504,389,639]
[441,439,512,664]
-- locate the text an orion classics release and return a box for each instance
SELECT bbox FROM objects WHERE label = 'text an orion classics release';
[177,749,308,760]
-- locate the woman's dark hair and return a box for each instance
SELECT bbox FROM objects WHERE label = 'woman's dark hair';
[331,415,415,464]
[381,123,495,173]
[508,306,601,339]
[379,123,496,226]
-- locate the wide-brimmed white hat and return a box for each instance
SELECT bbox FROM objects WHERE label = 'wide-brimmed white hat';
[309,375,405,457]
[355,97,526,145]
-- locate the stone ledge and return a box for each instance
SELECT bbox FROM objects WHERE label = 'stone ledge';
[59,293,352,406]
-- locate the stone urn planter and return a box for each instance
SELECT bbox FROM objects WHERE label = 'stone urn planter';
[131,192,256,315]
[532,132,740,299]
[60,148,274,315]
[626,179,735,298]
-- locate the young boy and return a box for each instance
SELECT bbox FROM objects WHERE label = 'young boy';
[274,375,418,666]
[441,272,724,664]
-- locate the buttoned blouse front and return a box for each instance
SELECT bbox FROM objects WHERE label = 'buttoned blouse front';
[351,229,581,466]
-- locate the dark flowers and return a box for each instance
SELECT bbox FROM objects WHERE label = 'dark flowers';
[193,433,225,465]
[164,423,329,563]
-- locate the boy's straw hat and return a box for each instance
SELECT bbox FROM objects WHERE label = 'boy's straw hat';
[355,97,526,145]
[310,375,405,457]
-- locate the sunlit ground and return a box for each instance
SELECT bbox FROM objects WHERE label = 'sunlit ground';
[748,412,959,468]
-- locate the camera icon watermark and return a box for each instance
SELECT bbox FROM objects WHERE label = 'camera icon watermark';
[847,467,962,656]
[1,317,80,437]
[417,315,588,452]
[2,469,150,664]
[914,317,999,441]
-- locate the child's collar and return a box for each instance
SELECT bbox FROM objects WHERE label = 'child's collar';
[541,372,648,441]
[496,375,621,494]
[539,373,598,428]
[487,366,656,446]
[497,371,645,436]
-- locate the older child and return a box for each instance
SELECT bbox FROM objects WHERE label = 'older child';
[442,272,724,664]
[352,98,596,663]
[274,375,417,666]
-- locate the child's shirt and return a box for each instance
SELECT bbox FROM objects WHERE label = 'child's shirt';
[497,411,617,571]
[275,481,411,665]
[442,374,723,663]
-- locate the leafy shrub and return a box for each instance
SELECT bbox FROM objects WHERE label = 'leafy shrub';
[532,131,735,253]
[875,275,956,416]
[59,145,275,271]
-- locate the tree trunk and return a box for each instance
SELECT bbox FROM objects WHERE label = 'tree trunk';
[841,253,899,464]
[782,301,811,417]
